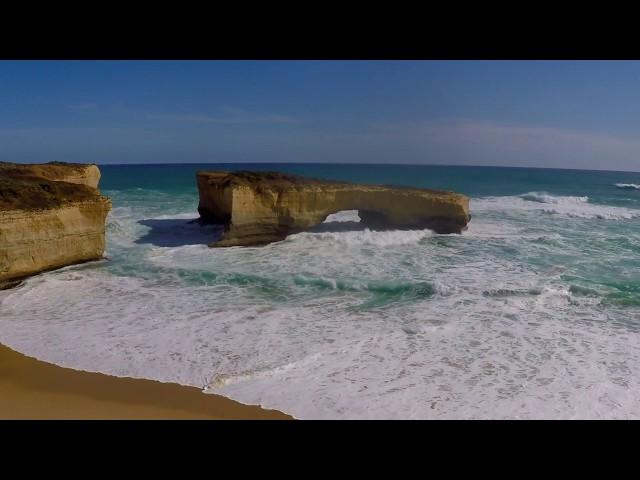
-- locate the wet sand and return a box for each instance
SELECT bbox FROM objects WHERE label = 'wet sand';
[0,343,292,419]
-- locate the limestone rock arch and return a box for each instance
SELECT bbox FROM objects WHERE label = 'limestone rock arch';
[197,171,470,247]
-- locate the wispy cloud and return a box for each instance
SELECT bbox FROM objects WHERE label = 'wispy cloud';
[360,119,640,169]
[146,107,298,125]
[4,117,640,170]
[67,103,98,111]
[397,120,640,152]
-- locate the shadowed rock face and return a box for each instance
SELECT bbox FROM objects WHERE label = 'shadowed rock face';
[0,162,111,288]
[197,171,470,247]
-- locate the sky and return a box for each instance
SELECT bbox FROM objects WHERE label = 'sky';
[2,60,640,171]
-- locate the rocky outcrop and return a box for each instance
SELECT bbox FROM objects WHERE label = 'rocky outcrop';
[0,162,111,288]
[197,171,470,247]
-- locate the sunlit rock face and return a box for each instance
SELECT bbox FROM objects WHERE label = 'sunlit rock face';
[197,171,470,247]
[0,162,111,288]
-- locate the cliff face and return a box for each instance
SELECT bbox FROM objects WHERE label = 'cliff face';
[197,171,470,247]
[0,162,111,288]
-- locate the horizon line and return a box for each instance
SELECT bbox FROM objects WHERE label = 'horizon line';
[89,161,640,175]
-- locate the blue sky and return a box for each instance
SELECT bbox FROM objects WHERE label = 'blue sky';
[2,60,640,170]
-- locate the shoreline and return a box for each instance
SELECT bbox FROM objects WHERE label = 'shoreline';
[0,343,292,420]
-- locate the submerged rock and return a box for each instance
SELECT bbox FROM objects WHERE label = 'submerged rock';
[0,162,111,287]
[197,171,470,247]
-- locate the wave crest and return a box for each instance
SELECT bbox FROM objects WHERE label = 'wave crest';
[519,192,589,204]
[472,192,640,220]
[286,228,434,247]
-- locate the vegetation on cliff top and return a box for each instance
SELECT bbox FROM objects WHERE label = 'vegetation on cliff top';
[0,162,102,211]
[0,177,100,211]
[197,170,452,195]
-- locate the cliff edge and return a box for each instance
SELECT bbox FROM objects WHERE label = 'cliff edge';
[0,162,111,288]
[197,171,470,247]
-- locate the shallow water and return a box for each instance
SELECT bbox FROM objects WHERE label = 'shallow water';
[2,163,640,419]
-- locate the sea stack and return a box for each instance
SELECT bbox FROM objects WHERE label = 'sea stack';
[0,162,112,288]
[197,171,470,247]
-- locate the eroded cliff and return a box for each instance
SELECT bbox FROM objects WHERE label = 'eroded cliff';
[197,171,470,247]
[0,162,111,288]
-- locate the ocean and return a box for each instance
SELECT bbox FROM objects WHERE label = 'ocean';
[3,163,640,419]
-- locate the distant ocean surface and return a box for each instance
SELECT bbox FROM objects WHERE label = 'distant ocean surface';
[3,163,640,419]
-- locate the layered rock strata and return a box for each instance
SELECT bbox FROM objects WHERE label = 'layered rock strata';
[197,171,470,247]
[0,162,111,288]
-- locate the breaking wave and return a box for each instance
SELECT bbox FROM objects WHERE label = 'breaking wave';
[323,210,361,223]
[472,192,640,220]
[286,228,434,247]
[519,192,589,204]
[6,172,640,419]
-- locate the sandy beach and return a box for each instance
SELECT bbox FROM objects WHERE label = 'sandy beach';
[0,343,291,419]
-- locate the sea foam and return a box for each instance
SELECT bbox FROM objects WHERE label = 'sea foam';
[4,183,640,419]
[472,192,640,220]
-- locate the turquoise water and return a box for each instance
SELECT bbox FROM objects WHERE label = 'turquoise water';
[3,163,640,418]
[100,163,640,207]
